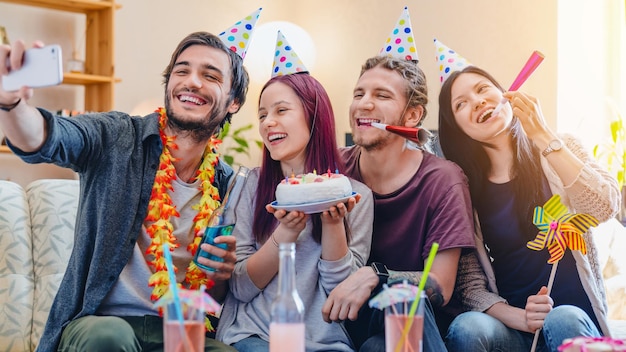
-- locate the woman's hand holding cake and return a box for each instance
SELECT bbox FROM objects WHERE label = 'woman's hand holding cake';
[265,205,307,244]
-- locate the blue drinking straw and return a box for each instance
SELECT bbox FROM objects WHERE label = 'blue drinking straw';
[163,244,192,352]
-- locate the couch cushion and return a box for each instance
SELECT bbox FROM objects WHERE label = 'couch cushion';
[0,181,33,352]
[593,218,626,322]
[26,179,79,350]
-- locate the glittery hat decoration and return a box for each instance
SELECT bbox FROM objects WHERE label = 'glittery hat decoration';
[434,38,471,84]
[271,30,309,77]
[218,7,262,60]
[379,6,419,62]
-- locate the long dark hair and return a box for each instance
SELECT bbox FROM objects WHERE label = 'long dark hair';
[438,66,544,229]
[252,73,348,244]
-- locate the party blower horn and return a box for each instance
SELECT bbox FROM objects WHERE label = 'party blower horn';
[370,123,432,146]
[492,50,545,117]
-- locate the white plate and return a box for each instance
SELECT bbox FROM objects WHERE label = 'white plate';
[270,192,359,214]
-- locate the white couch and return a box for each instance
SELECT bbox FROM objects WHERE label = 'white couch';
[0,179,78,352]
[0,179,623,351]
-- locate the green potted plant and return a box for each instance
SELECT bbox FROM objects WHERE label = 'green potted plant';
[217,122,262,167]
[593,98,626,223]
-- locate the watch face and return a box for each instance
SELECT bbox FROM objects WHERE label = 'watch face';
[550,139,563,150]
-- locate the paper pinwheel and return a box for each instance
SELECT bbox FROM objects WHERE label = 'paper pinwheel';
[527,194,599,263]
[369,281,419,310]
[526,194,599,352]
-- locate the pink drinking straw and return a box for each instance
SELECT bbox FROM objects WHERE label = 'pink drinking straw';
[492,50,545,117]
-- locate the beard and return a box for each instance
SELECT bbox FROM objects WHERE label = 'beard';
[352,115,404,152]
[164,94,227,143]
[354,132,394,152]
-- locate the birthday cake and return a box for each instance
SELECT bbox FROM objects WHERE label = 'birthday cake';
[275,172,352,205]
[559,337,626,352]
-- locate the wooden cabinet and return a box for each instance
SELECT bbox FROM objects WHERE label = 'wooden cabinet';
[0,0,120,161]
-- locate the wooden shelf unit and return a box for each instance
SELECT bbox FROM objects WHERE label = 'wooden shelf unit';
[0,0,120,154]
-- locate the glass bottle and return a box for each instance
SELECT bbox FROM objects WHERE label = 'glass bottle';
[269,242,305,352]
[193,165,249,271]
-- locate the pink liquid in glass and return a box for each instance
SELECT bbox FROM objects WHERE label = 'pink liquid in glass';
[164,320,205,352]
[269,322,305,352]
[385,314,423,352]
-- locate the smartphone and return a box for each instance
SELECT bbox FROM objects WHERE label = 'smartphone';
[2,44,63,92]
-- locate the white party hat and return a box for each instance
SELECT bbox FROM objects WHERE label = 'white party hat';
[218,8,262,60]
[434,38,471,84]
[379,6,419,61]
[271,30,309,77]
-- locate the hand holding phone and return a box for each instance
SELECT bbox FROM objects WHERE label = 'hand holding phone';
[2,44,63,92]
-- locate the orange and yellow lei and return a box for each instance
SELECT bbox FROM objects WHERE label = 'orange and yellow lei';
[144,107,222,330]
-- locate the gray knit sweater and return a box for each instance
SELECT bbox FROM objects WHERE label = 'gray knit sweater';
[216,168,374,351]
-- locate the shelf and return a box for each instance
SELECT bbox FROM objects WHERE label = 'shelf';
[63,72,120,85]
[0,0,121,13]
[1,0,119,111]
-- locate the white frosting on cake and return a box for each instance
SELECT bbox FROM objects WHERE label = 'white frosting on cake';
[275,172,352,205]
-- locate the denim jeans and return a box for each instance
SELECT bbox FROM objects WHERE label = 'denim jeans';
[355,298,447,352]
[445,305,601,352]
[232,335,269,352]
[58,315,236,352]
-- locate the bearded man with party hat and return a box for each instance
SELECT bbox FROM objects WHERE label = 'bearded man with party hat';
[321,7,476,352]
[0,8,262,352]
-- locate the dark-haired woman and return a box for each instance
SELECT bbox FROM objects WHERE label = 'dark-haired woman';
[438,66,619,351]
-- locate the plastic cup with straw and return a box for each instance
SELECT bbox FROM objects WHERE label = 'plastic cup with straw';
[394,242,439,352]
[162,243,193,352]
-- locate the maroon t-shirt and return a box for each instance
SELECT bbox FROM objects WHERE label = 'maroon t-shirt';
[340,146,475,271]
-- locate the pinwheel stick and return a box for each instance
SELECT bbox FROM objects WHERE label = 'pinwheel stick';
[529,262,558,352]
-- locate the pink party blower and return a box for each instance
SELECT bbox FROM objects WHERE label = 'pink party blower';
[370,122,432,146]
[492,50,545,117]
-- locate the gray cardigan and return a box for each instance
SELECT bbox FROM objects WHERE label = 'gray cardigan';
[10,109,233,351]
[454,134,621,337]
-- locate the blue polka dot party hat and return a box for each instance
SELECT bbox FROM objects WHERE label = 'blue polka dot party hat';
[379,6,419,62]
[271,30,309,77]
[218,7,262,60]
[434,38,471,84]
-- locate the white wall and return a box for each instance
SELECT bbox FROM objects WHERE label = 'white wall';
[3,0,617,168]
[113,0,559,167]
[557,0,626,150]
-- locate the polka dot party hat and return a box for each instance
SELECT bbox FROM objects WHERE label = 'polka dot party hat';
[218,7,262,60]
[434,38,471,84]
[271,30,309,77]
[379,6,419,62]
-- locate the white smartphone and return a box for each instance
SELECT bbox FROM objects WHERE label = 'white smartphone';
[2,44,64,92]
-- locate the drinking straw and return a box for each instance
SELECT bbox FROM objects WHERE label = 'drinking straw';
[492,51,545,117]
[163,244,193,352]
[394,242,439,352]
[199,284,207,315]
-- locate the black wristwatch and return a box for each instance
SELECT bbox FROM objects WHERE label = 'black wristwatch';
[370,262,389,288]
